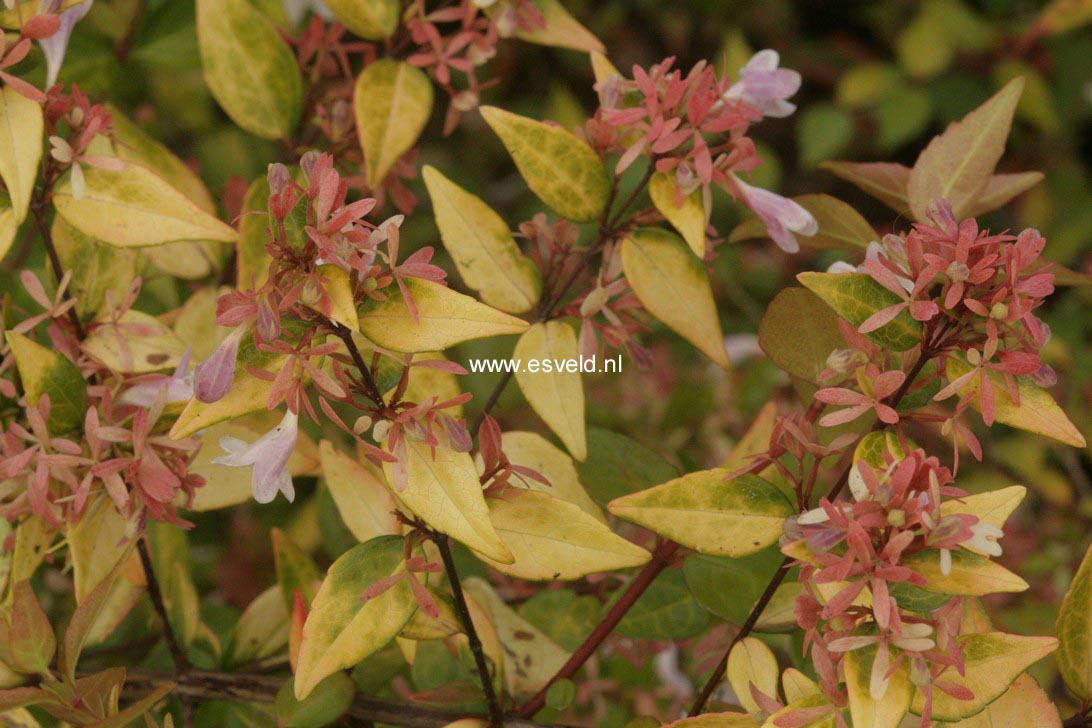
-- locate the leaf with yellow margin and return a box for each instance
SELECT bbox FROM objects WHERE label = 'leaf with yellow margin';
[903,549,1027,596]
[324,0,398,39]
[845,642,913,728]
[319,440,400,543]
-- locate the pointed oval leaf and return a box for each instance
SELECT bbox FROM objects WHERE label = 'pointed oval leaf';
[608,470,794,557]
[276,674,354,728]
[964,171,1044,217]
[622,228,730,369]
[6,331,87,434]
[480,105,610,222]
[0,86,43,226]
[358,278,529,353]
[907,77,1024,221]
[910,632,1057,721]
[946,356,1085,447]
[53,218,139,320]
[513,321,586,460]
[844,643,912,728]
[727,637,779,714]
[238,176,274,290]
[473,489,649,580]
[355,60,433,186]
[819,161,910,214]
[507,0,604,53]
[729,194,875,252]
[82,309,188,373]
[295,535,417,699]
[423,166,541,313]
[797,271,921,351]
[949,673,1061,728]
[649,172,706,257]
[904,549,1027,596]
[1056,543,1092,700]
[384,439,512,563]
[940,485,1026,533]
[223,585,290,670]
[499,430,604,522]
[197,0,302,139]
[54,162,237,247]
[324,0,398,39]
[758,287,844,384]
[319,440,400,543]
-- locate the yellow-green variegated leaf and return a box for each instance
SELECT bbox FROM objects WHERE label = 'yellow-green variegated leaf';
[727,637,779,714]
[949,674,1061,728]
[82,310,188,373]
[509,0,604,54]
[6,331,87,434]
[464,577,570,696]
[52,218,140,320]
[315,265,359,329]
[941,485,1025,533]
[845,643,913,728]
[946,356,1085,448]
[649,172,706,257]
[906,77,1024,221]
[782,668,822,704]
[621,228,730,369]
[498,430,604,522]
[0,86,43,227]
[384,439,512,564]
[324,0,398,39]
[318,440,399,543]
[358,278,529,352]
[666,714,762,727]
[513,321,586,460]
[480,105,610,222]
[910,632,1057,721]
[1056,543,1092,700]
[197,0,302,139]
[903,549,1027,596]
[609,470,793,557]
[0,202,16,262]
[422,166,541,313]
[797,272,921,352]
[294,536,417,699]
[53,162,236,247]
[223,585,289,670]
[355,60,433,186]
[475,489,649,580]
[237,177,273,290]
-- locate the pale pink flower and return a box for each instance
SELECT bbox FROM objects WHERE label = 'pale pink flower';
[118,349,195,408]
[732,174,817,253]
[193,327,245,403]
[37,0,93,88]
[723,49,802,118]
[212,409,298,504]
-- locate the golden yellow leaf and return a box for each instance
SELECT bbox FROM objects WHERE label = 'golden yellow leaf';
[845,643,913,728]
[1056,542,1092,700]
[782,668,821,704]
[384,439,512,564]
[608,470,794,557]
[82,310,188,374]
[903,549,1027,596]
[621,228,730,369]
[0,86,43,226]
[422,165,541,314]
[54,162,236,248]
[497,430,605,523]
[508,0,604,54]
[324,0,398,39]
[318,440,400,543]
[727,637,779,714]
[941,485,1025,533]
[513,321,586,460]
[358,278,529,353]
[355,60,433,186]
[650,172,706,257]
[474,489,649,580]
[949,674,1061,727]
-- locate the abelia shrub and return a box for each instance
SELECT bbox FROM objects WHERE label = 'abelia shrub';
[0,2,1089,728]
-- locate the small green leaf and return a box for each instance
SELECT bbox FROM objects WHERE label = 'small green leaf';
[276,674,355,728]
[295,536,417,699]
[1056,543,1092,699]
[616,568,710,640]
[797,272,922,351]
[480,105,610,222]
[355,60,433,186]
[546,678,577,710]
[196,0,302,139]
[272,528,322,611]
[223,585,290,670]
[6,331,87,434]
[758,287,844,384]
[574,428,678,506]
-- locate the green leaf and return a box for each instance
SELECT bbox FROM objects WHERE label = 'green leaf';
[355,60,433,186]
[649,172,706,257]
[910,632,1057,721]
[608,471,794,557]
[797,104,854,167]
[53,161,237,247]
[819,161,910,214]
[906,77,1024,221]
[835,63,902,109]
[874,85,933,151]
[1056,543,1092,699]
[730,193,876,252]
[903,549,1028,596]
[574,428,678,506]
[616,568,710,640]
[513,321,586,460]
[621,228,730,369]
[517,589,601,652]
[0,86,43,230]
[946,355,1086,448]
[422,165,541,314]
[295,536,417,699]
[59,546,135,683]
[272,528,322,611]
[480,105,610,222]
[683,547,784,626]
[358,278,529,353]
[844,642,913,728]
[223,585,289,670]
[758,288,844,384]
[5,331,87,434]
[324,0,399,39]
[797,272,922,351]
[276,674,355,728]
[196,0,302,139]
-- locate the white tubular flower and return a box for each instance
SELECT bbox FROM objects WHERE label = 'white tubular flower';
[212,409,299,504]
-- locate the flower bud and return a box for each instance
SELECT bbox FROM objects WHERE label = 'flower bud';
[372,419,391,444]
[886,509,906,527]
[1031,363,1057,387]
[267,163,290,195]
[194,327,244,403]
[825,348,866,375]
